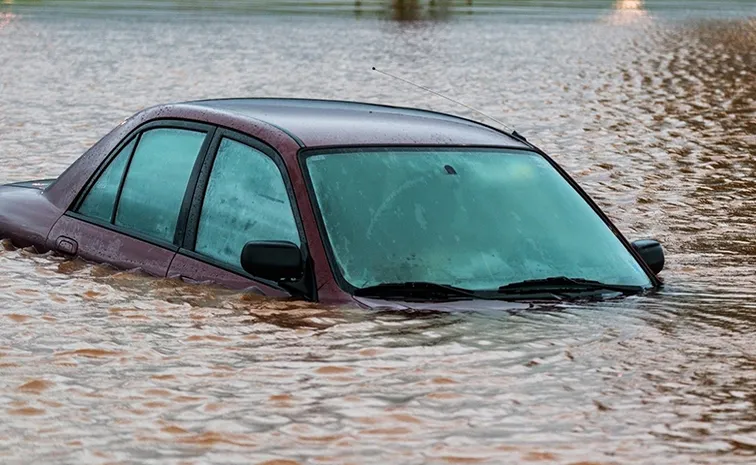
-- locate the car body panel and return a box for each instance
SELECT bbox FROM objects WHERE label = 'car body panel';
[189,98,530,149]
[168,252,289,297]
[0,185,63,249]
[47,214,176,277]
[6,179,57,190]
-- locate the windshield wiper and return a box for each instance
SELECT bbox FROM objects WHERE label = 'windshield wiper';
[496,276,646,295]
[354,281,480,300]
[354,281,567,302]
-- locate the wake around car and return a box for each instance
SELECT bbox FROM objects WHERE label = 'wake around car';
[0,98,664,308]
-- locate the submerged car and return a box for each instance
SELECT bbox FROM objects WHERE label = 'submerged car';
[0,98,664,308]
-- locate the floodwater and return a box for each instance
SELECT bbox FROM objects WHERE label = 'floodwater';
[1,0,755,463]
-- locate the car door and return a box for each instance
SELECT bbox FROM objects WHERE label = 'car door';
[166,129,304,297]
[48,121,215,277]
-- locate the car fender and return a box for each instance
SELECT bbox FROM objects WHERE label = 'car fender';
[0,185,64,250]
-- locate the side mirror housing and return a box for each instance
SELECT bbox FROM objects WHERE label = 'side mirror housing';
[631,239,664,275]
[241,241,303,282]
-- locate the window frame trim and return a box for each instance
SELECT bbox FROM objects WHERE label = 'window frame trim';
[110,135,141,224]
[298,144,662,295]
[68,119,217,249]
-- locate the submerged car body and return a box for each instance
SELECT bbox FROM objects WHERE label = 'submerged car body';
[0,98,664,307]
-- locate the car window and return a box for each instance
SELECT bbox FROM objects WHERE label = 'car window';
[306,149,651,290]
[115,128,206,243]
[77,139,136,222]
[194,137,300,269]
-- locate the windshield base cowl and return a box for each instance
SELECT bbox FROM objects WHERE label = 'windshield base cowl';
[352,295,534,312]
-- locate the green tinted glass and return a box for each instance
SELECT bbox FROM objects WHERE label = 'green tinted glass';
[306,149,651,290]
[77,139,135,222]
[195,138,299,268]
[115,128,205,243]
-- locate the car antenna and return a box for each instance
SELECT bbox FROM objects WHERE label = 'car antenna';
[371,67,526,141]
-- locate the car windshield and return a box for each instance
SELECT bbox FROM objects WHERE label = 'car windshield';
[305,148,652,291]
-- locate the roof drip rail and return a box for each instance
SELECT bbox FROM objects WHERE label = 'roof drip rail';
[371,67,527,142]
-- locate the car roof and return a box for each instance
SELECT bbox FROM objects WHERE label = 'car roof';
[182,98,530,149]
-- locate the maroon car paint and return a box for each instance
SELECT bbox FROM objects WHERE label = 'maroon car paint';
[48,215,177,278]
[0,98,604,306]
[0,184,63,249]
[167,254,288,298]
[196,102,528,148]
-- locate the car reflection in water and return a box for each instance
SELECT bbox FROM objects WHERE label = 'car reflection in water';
[353,0,473,21]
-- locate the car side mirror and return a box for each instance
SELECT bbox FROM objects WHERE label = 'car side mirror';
[631,239,664,275]
[241,241,304,282]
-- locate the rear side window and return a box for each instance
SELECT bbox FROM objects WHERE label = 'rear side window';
[194,138,300,269]
[77,139,135,222]
[114,128,206,243]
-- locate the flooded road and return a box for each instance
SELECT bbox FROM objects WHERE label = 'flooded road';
[1,1,756,463]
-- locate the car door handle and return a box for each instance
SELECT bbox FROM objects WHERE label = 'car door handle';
[55,236,78,255]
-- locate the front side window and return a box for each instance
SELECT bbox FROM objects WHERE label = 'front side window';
[77,139,136,222]
[194,138,300,269]
[305,148,652,291]
[115,128,206,243]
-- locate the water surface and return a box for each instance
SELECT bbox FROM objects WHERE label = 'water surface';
[1,1,755,463]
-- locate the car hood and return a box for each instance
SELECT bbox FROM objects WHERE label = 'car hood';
[353,296,535,312]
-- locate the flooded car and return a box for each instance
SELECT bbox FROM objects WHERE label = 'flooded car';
[0,98,664,306]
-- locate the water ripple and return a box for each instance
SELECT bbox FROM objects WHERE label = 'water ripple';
[1,3,755,464]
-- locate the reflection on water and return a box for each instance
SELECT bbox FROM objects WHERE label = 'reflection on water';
[1,2,756,464]
[2,0,754,21]
[604,0,650,25]
[381,0,470,21]
[0,11,15,27]
[595,17,756,258]
[666,20,756,256]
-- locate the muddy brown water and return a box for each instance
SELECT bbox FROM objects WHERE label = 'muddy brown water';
[1,1,755,464]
